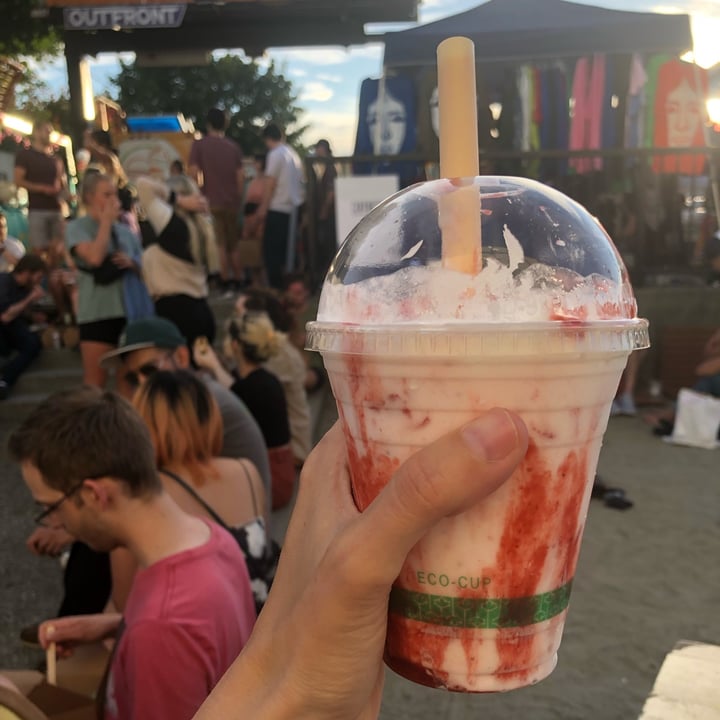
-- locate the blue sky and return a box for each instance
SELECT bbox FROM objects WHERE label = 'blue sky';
[32,0,720,155]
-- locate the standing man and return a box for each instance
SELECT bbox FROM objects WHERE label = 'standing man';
[14,120,66,261]
[258,123,305,289]
[188,107,244,293]
[0,254,46,400]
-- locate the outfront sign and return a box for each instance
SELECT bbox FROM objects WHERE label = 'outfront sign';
[63,4,187,29]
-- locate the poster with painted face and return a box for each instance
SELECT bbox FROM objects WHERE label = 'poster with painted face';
[354,76,419,187]
[366,89,408,155]
[652,59,708,175]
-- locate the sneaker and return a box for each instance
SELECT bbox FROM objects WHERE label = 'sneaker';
[0,380,9,401]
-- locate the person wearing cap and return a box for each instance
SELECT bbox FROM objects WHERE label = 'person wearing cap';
[101,316,271,506]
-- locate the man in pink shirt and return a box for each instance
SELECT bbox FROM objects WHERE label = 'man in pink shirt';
[189,107,245,292]
[8,387,256,720]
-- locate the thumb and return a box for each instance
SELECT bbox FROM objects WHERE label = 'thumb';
[39,618,76,649]
[39,620,60,649]
[355,408,528,587]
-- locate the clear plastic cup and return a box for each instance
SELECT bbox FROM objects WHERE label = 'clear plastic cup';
[307,176,649,693]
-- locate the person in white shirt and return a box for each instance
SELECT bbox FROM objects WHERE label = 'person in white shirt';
[257,123,305,289]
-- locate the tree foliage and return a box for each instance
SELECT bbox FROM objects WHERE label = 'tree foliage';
[113,54,307,155]
[0,1,62,57]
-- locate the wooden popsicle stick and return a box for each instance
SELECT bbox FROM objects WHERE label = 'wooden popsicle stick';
[46,641,57,686]
[437,36,479,179]
[436,36,482,274]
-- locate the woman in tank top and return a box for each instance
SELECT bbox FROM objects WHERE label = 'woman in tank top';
[111,369,271,612]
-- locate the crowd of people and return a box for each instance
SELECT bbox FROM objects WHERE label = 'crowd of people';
[0,110,333,400]
[0,108,339,717]
[2,107,720,719]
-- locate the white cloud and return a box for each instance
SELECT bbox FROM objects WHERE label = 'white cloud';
[300,81,334,102]
[269,47,352,66]
[290,68,308,78]
[343,43,384,61]
[418,0,479,22]
[93,52,135,66]
[302,108,358,155]
[268,43,384,67]
[316,73,343,84]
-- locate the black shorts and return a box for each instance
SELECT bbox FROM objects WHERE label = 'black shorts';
[154,295,215,349]
[78,317,126,345]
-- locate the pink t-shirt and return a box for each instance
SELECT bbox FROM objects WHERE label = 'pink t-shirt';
[188,135,243,210]
[105,522,255,720]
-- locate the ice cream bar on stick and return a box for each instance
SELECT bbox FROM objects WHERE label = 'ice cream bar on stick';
[437,36,482,274]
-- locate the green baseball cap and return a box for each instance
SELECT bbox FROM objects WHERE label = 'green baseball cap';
[100,316,187,366]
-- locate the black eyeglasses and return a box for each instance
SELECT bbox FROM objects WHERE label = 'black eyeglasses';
[34,479,86,527]
[123,353,175,389]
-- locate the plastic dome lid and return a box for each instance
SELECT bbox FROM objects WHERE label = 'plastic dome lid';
[307,176,649,357]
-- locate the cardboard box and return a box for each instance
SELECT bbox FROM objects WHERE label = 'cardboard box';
[0,681,94,720]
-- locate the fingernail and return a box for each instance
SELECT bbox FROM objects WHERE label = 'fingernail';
[46,625,55,637]
[462,409,519,462]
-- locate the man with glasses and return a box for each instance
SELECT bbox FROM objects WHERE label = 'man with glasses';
[8,387,256,720]
[20,316,270,647]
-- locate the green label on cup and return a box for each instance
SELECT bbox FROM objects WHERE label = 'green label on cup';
[389,580,573,629]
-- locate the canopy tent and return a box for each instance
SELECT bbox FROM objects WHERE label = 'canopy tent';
[382,0,693,68]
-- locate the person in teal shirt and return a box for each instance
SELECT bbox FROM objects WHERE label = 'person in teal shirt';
[65,171,142,388]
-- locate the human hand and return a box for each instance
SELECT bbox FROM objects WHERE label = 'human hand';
[111,252,135,270]
[177,193,209,214]
[100,194,121,224]
[196,409,528,720]
[29,285,46,302]
[26,527,74,556]
[39,613,122,658]
[192,337,221,372]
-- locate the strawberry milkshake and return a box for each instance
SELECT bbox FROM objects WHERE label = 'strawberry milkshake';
[307,176,649,692]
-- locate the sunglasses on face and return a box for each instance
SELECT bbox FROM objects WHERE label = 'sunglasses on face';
[123,353,175,389]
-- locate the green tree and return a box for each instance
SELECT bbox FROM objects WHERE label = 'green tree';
[0,1,62,57]
[114,54,307,155]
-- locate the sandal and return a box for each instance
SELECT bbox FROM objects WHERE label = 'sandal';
[603,489,634,510]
